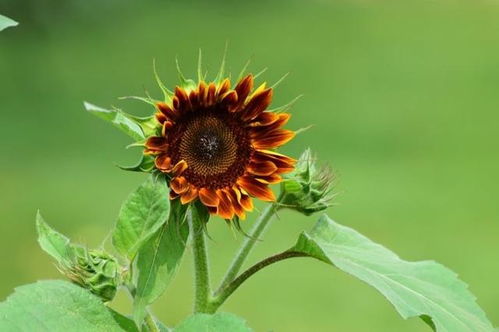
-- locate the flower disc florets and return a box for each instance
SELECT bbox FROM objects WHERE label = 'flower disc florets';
[144,73,296,220]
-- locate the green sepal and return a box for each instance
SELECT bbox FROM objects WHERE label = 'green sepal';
[214,42,228,83]
[268,94,303,113]
[118,154,155,173]
[236,58,252,82]
[153,58,174,101]
[175,57,197,91]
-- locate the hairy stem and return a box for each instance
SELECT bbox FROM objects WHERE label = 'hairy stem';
[125,284,159,332]
[144,312,160,332]
[188,208,211,313]
[208,251,309,312]
[216,201,281,293]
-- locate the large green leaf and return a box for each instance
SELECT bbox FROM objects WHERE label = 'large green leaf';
[84,102,145,141]
[174,312,252,332]
[291,215,494,332]
[0,280,130,332]
[113,177,170,260]
[0,14,18,31]
[133,200,189,324]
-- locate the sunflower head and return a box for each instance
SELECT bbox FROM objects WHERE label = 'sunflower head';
[142,57,296,220]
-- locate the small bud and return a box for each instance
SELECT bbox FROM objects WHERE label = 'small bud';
[280,149,334,215]
[59,248,121,302]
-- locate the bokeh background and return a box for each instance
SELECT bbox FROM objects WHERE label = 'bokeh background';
[1,0,498,331]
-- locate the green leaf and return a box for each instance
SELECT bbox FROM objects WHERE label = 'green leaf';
[109,309,140,332]
[133,199,189,324]
[36,211,75,264]
[112,177,170,260]
[0,280,130,331]
[0,14,18,31]
[174,312,252,332]
[84,102,145,141]
[291,215,495,332]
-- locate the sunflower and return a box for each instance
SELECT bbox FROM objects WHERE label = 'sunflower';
[144,74,296,220]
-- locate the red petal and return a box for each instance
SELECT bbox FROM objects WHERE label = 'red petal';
[249,112,279,127]
[174,86,191,112]
[228,188,246,219]
[252,129,295,149]
[171,160,188,176]
[207,83,217,106]
[247,160,278,176]
[237,176,276,202]
[156,102,177,120]
[239,193,254,211]
[253,150,296,173]
[217,79,231,98]
[241,88,273,121]
[145,136,168,154]
[233,75,254,111]
[155,154,171,171]
[198,81,208,107]
[221,91,238,109]
[255,173,282,184]
[189,90,199,109]
[161,121,174,136]
[171,176,189,194]
[181,186,198,204]
[216,189,235,219]
[155,112,167,125]
[199,188,220,207]
[251,113,291,133]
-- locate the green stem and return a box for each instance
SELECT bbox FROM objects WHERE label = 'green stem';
[208,251,309,313]
[188,208,211,313]
[216,198,282,295]
[125,284,159,332]
[144,312,160,332]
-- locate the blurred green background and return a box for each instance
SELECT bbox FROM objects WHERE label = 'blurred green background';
[1,0,498,330]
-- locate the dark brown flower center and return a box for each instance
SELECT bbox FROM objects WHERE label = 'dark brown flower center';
[168,110,252,189]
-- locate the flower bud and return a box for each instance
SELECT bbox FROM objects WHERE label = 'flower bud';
[59,248,121,302]
[280,149,334,215]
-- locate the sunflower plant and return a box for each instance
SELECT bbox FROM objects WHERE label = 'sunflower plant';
[0,52,496,332]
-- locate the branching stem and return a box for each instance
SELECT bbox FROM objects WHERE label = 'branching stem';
[216,201,281,293]
[207,250,309,313]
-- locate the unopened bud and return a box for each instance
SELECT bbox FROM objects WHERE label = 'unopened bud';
[60,248,121,302]
[280,149,334,215]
